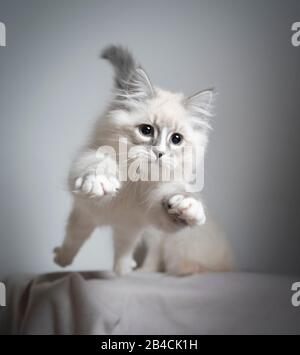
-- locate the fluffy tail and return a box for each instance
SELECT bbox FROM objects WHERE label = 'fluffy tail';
[101,45,137,91]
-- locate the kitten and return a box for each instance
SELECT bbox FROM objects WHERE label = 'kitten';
[54,45,234,276]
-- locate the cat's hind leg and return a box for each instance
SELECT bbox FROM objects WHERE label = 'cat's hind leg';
[137,230,163,273]
[113,226,142,276]
[54,204,96,267]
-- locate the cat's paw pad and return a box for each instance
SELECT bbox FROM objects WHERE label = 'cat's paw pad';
[53,247,73,267]
[74,174,120,197]
[114,258,136,276]
[166,194,206,226]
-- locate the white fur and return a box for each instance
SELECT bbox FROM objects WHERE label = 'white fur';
[54,47,234,276]
[139,216,234,275]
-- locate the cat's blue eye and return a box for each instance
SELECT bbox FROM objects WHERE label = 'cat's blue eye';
[139,124,154,137]
[170,133,183,145]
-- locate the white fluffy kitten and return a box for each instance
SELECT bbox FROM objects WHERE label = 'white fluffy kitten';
[54,45,234,276]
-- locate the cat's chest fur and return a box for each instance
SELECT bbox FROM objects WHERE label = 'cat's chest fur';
[86,180,160,226]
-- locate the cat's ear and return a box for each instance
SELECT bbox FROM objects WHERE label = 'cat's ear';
[185,89,216,118]
[125,67,154,101]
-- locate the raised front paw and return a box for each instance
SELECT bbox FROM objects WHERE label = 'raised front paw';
[73,174,121,198]
[165,194,206,226]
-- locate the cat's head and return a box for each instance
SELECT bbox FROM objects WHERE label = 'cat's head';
[101,45,215,186]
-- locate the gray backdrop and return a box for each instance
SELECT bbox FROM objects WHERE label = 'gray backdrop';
[0,0,299,277]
